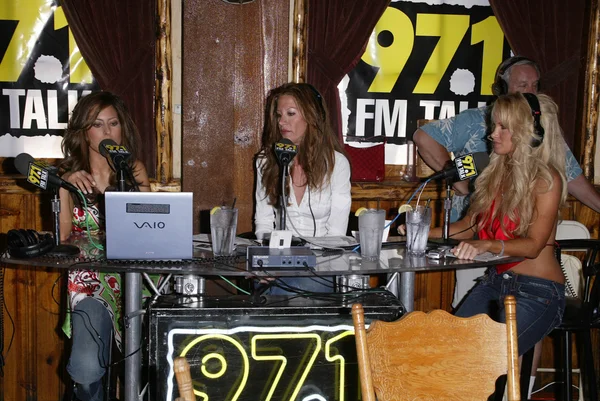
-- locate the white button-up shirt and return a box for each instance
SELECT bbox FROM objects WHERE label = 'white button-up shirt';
[254,151,351,239]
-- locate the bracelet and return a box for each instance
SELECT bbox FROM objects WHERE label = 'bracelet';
[497,240,505,257]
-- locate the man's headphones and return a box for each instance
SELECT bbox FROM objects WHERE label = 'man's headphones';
[522,93,545,148]
[492,56,538,96]
[7,229,54,258]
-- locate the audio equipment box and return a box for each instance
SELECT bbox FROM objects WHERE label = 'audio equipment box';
[246,246,317,270]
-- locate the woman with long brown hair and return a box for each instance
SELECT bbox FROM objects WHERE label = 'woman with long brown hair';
[255,82,351,293]
[58,91,150,401]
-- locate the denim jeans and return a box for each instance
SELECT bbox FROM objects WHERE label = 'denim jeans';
[265,277,335,295]
[67,297,112,401]
[455,268,565,355]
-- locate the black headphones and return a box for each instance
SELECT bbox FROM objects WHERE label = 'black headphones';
[492,56,538,96]
[522,93,545,148]
[303,83,326,122]
[7,229,54,258]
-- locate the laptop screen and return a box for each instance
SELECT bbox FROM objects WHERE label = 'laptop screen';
[104,192,193,260]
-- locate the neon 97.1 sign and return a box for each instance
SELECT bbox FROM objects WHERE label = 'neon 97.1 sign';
[160,325,358,401]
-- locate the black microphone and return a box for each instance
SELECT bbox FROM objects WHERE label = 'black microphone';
[99,139,131,170]
[425,152,490,182]
[14,153,79,193]
[274,138,298,165]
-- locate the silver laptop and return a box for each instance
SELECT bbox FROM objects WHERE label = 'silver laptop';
[105,192,193,260]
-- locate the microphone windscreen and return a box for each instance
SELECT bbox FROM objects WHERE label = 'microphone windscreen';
[14,153,35,176]
[99,138,118,158]
[472,152,490,171]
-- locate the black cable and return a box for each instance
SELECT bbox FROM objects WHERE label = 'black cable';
[124,166,141,192]
[281,167,287,230]
[308,187,316,237]
[448,221,478,238]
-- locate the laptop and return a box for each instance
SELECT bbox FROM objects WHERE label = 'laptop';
[104,192,193,260]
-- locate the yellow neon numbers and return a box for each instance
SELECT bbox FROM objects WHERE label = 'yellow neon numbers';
[252,334,321,401]
[174,328,355,401]
[181,334,250,401]
[325,330,354,401]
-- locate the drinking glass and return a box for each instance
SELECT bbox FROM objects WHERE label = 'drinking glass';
[406,206,432,255]
[358,209,385,261]
[210,207,238,256]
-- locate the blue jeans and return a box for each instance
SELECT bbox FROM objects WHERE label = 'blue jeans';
[455,268,565,355]
[266,277,335,295]
[67,297,112,401]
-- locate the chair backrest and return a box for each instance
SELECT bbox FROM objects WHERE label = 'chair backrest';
[556,220,590,298]
[352,295,521,401]
[556,220,590,241]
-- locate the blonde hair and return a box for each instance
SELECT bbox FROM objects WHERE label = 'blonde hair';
[469,93,567,236]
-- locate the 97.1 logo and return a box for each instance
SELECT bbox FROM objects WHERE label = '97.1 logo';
[362,6,506,95]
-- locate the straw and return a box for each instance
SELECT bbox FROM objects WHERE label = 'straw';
[416,180,428,206]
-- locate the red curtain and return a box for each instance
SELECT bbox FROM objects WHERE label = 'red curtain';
[489,0,590,149]
[307,0,391,140]
[60,0,157,176]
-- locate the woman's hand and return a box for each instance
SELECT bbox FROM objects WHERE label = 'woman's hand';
[397,224,406,235]
[451,240,491,260]
[65,170,96,194]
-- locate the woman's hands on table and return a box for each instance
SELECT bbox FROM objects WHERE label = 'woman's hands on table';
[450,240,490,260]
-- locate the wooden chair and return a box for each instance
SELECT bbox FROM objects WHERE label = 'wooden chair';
[352,295,520,401]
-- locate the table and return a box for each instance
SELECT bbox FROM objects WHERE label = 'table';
[1,241,521,401]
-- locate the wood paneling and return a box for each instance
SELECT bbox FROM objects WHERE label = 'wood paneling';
[181,0,289,235]
[0,171,67,401]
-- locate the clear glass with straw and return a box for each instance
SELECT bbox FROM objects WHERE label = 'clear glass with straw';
[406,205,432,255]
[210,206,238,256]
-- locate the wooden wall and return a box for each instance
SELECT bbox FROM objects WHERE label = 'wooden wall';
[0,163,68,401]
[181,0,290,235]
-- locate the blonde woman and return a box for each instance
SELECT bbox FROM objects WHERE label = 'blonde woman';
[431,93,566,356]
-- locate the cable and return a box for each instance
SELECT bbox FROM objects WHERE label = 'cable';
[308,187,316,237]
[448,221,478,238]
[218,276,251,295]
[78,191,104,251]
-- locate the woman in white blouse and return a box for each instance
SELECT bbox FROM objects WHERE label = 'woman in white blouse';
[254,82,351,293]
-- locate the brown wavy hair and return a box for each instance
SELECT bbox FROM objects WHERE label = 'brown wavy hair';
[469,93,567,237]
[258,83,346,206]
[59,91,141,184]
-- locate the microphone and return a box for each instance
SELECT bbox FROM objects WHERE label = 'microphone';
[425,152,490,182]
[99,139,131,170]
[274,138,297,165]
[14,153,79,193]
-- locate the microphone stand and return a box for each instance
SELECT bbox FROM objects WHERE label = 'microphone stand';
[442,178,452,243]
[278,162,290,230]
[47,188,80,256]
[117,166,127,192]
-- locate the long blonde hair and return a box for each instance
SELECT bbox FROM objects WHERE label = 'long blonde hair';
[469,93,567,236]
[258,83,346,206]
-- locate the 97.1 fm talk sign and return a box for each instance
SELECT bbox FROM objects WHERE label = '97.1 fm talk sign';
[0,0,98,157]
[342,0,511,147]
